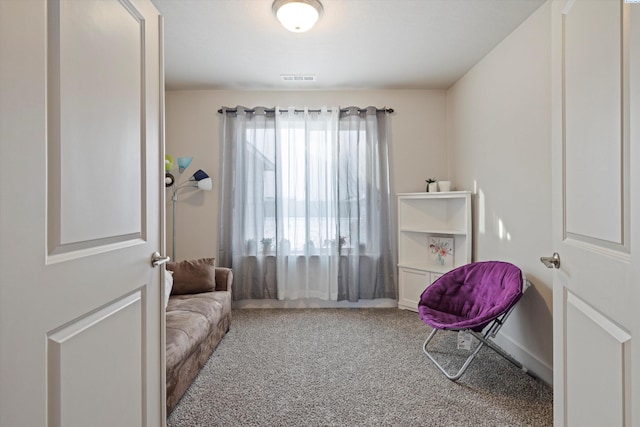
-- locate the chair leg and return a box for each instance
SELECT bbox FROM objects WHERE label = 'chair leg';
[422,328,487,381]
[469,331,529,375]
[423,327,531,381]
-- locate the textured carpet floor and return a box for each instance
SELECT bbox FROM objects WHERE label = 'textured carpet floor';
[168,308,552,427]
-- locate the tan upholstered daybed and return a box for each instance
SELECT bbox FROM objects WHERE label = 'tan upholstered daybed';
[164,258,233,414]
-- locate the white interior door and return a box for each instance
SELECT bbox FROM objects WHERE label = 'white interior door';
[0,1,165,426]
[550,1,639,426]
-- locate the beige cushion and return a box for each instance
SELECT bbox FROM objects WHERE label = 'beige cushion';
[164,270,173,308]
[167,258,216,295]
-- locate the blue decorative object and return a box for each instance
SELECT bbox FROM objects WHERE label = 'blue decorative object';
[178,156,193,173]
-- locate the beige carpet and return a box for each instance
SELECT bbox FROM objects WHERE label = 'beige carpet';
[168,308,552,427]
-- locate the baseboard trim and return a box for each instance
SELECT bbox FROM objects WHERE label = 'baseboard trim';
[233,298,398,309]
[493,333,553,386]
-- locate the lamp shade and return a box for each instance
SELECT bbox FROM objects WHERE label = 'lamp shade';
[165,155,174,172]
[197,177,213,191]
[165,173,175,187]
[177,156,193,173]
[190,169,209,182]
[273,0,322,33]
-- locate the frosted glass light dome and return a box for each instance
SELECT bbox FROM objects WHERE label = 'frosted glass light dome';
[273,0,323,33]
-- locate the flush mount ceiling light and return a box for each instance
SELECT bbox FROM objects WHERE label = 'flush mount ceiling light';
[272,0,323,33]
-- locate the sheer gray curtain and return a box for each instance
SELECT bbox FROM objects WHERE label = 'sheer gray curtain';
[218,106,396,302]
[336,107,396,301]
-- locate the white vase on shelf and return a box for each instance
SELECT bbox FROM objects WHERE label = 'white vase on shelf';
[439,181,451,192]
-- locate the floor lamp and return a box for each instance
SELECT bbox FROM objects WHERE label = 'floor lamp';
[165,156,212,261]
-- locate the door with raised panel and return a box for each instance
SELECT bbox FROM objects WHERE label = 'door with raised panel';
[550,1,638,425]
[0,0,165,426]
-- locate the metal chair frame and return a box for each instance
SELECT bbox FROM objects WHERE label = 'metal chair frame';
[422,280,531,381]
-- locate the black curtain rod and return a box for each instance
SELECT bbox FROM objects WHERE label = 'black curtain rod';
[217,107,394,114]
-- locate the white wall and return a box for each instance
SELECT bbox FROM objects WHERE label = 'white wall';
[165,90,448,262]
[447,1,553,383]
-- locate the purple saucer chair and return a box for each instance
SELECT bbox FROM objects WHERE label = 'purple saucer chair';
[418,261,530,380]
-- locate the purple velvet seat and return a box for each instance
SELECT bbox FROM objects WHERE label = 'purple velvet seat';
[418,261,524,332]
[418,261,529,381]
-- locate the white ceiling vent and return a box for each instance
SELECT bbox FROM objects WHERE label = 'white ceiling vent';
[281,74,316,82]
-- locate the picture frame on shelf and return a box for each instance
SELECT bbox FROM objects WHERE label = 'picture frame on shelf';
[428,236,454,267]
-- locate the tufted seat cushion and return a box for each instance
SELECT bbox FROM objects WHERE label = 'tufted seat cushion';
[418,261,523,332]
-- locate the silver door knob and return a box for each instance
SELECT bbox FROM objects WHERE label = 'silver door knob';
[540,252,560,269]
[151,251,171,267]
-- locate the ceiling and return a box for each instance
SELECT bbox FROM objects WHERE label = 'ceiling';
[152,0,546,91]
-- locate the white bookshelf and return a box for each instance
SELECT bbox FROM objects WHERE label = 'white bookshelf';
[397,191,472,311]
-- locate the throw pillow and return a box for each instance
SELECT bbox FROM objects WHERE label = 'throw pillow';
[164,270,173,309]
[166,257,216,295]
